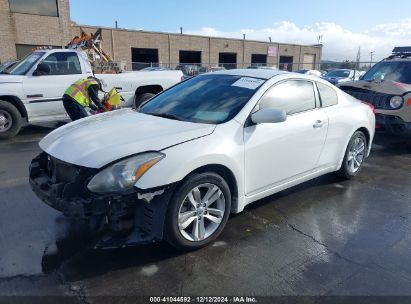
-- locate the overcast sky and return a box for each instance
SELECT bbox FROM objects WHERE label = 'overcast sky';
[70,0,411,62]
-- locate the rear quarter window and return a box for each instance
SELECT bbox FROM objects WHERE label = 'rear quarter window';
[317,82,338,107]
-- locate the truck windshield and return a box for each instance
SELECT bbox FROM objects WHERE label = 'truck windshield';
[362,61,411,84]
[140,74,266,124]
[7,52,45,75]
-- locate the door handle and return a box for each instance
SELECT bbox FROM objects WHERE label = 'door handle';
[313,120,326,128]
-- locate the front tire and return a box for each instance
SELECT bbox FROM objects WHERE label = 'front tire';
[338,131,367,179]
[0,101,22,139]
[165,173,231,251]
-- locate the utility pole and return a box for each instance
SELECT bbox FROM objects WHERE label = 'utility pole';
[370,51,375,67]
[355,47,361,79]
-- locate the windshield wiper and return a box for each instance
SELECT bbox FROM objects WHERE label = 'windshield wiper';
[146,112,183,121]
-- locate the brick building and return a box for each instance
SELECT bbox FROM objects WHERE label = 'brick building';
[0,0,322,71]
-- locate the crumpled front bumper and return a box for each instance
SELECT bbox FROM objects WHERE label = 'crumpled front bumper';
[29,152,176,249]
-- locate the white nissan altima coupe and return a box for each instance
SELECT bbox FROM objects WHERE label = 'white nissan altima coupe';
[30,69,375,250]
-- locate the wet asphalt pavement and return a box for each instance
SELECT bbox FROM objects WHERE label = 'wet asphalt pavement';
[0,125,411,301]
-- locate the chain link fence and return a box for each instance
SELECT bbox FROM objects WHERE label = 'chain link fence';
[124,61,378,78]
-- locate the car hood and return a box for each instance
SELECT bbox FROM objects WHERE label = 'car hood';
[0,75,24,83]
[40,109,216,168]
[340,80,411,95]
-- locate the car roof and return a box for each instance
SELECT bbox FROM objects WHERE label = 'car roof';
[210,68,289,79]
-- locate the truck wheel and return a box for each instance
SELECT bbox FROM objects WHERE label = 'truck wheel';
[0,101,22,139]
[134,93,155,109]
[164,172,231,251]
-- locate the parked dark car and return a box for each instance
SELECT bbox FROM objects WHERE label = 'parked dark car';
[322,69,360,85]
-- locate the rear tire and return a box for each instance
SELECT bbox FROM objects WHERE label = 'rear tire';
[134,93,155,109]
[165,173,231,251]
[0,101,22,139]
[338,131,367,179]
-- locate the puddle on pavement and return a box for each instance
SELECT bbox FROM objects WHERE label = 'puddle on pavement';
[41,219,95,274]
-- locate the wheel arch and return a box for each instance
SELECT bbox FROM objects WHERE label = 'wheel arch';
[337,126,372,170]
[357,126,371,148]
[0,96,27,119]
[135,85,163,97]
[180,164,239,214]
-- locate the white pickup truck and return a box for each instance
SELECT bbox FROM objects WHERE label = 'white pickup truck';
[0,49,183,138]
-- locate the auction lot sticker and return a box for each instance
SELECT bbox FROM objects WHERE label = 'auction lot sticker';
[232,77,265,90]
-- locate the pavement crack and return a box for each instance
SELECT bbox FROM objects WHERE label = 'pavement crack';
[287,222,364,267]
[56,268,89,304]
[69,284,90,304]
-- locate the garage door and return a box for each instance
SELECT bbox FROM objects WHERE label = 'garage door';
[303,54,316,70]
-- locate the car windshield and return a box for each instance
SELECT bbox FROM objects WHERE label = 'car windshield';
[140,74,266,124]
[362,61,411,84]
[326,70,351,78]
[7,52,45,75]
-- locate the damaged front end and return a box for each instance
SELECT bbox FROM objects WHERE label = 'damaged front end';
[29,152,175,249]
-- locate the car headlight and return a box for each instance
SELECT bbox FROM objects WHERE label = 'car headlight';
[87,152,165,193]
[390,96,404,109]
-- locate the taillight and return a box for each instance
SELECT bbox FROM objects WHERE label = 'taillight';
[362,101,375,114]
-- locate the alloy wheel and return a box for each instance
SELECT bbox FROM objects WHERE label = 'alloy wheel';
[0,110,12,133]
[178,183,226,242]
[347,136,366,173]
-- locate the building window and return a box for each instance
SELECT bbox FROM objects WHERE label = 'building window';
[279,56,293,72]
[131,48,159,70]
[8,0,59,17]
[15,44,61,59]
[251,54,267,67]
[179,51,201,65]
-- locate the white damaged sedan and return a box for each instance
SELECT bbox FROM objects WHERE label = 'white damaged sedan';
[30,69,375,250]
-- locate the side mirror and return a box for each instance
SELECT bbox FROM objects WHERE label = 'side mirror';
[251,108,287,125]
[33,63,50,76]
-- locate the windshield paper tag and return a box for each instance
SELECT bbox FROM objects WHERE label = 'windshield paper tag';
[232,77,265,90]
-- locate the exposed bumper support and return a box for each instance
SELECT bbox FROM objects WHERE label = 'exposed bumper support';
[29,153,176,249]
